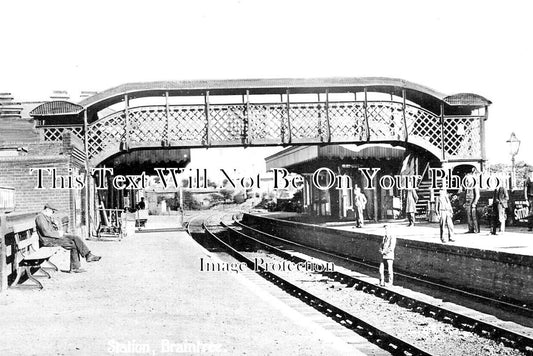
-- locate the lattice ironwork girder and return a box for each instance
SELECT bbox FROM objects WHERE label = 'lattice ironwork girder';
[38,99,484,164]
[443,116,482,159]
[42,126,84,142]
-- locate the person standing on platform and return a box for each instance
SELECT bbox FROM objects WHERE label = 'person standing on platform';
[405,188,418,227]
[437,188,455,243]
[491,185,509,235]
[524,170,533,231]
[353,186,367,228]
[136,197,146,211]
[464,168,481,234]
[378,224,396,287]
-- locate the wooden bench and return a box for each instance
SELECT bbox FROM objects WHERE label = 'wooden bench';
[10,221,60,289]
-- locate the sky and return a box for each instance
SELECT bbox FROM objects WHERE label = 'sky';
[1,0,532,167]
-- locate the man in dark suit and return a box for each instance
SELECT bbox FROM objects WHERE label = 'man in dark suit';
[464,168,480,233]
[524,170,533,231]
[136,197,146,210]
[405,188,418,227]
[491,186,509,235]
[35,203,101,273]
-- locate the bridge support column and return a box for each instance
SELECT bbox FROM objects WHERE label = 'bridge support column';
[124,94,130,150]
[285,90,292,144]
[440,103,445,161]
[205,91,211,146]
[364,88,370,141]
[165,91,170,146]
[402,89,408,141]
[244,90,250,145]
[480,105,488,171]
[325,89,331,143]
[83,109,91,238]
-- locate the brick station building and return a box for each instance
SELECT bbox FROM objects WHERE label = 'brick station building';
[0,96,86,233]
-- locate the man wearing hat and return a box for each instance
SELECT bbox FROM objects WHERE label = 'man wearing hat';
[35,203,101,273]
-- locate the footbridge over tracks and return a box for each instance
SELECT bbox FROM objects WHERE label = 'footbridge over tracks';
[30,77,490,167]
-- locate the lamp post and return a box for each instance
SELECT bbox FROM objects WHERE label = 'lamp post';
[506,132,521,189]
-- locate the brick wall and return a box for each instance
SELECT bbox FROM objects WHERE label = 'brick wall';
[0,156,79,232]
[243,213,533,306]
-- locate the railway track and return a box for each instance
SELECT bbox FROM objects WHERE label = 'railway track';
[233,218,533,318]
[186,211,533,355]
[225,219,533,355]
[238,216,533,316]
[191,215,433,356]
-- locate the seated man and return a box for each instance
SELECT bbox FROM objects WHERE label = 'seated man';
[35,203,101,273]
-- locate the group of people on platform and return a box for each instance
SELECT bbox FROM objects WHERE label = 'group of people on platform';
[354,168,533,288]
[352,168,533,243]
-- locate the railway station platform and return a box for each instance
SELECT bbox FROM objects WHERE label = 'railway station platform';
[0,216,367,356]
[332,220,533,256]
[242,213,533,307]
[257,211,533,255]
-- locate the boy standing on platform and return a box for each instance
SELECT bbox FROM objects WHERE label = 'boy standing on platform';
[378,224,396,287]
[437,188,455,243]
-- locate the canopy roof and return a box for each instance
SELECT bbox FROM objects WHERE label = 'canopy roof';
[30,101,83,117]
[265,144,405,170]
[30,77,492,119]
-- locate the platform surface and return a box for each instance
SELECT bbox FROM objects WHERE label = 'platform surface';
[331,221,533,256]
[0,216,361,356]
[262,212,533,256]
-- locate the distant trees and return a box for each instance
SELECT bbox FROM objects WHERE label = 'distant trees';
[488,161,533,188]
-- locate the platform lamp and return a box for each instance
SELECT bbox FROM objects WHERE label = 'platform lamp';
[506,132,521,189]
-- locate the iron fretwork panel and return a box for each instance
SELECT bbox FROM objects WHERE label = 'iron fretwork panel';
[42,126,84,142]
[289,104,324,141]
[87,111,126,159]
[128,106,166,143]
[210,105,246,142]
[367,101,405,141]
[443,117,481,158]
[169,105,206,142]
[247,104,286,143]
[404,105,442,155]
[328,102,366,141]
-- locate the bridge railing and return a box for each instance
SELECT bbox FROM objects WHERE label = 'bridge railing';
[39,100,483,163]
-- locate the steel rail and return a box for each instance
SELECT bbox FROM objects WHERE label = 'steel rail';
[235,220,533,316]
[229,221,533,355]
[198,220,432,356]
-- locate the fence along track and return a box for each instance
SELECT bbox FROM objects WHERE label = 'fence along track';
[195,218,432,356]
[229,220,533,355]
